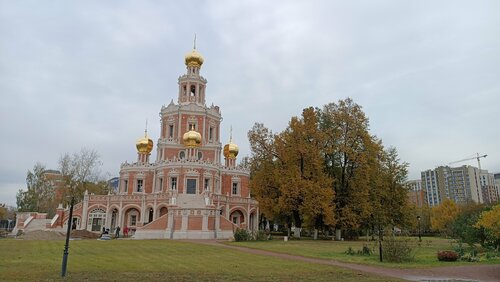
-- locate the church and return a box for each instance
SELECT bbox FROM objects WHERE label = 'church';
[48,45,259,239]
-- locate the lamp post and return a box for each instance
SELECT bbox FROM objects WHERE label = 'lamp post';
[417,215,422,242]
[61,196,75,277]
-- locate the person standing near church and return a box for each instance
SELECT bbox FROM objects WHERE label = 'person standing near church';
[123,226,129,237]
[115,226,120,238]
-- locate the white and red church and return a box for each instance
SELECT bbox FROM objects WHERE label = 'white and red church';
[15,46,259,239]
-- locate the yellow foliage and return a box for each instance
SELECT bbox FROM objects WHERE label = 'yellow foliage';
[475,204,500,238]
[431,199,459,233]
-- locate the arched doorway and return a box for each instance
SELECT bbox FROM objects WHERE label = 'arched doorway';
[124,208,140,228]
[148,207,154,223]
[230,210,244,227]
[159,207,168,217]
[88,208,106,231]
[249,212,256,232]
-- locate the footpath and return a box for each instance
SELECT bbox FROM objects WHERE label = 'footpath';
[184,240,500,282]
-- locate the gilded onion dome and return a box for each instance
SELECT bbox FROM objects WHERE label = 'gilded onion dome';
[136,134,153,154]
[183,129,202,148]
[223,136,239,159]
[223,142,239,159]
[185,49,204,68]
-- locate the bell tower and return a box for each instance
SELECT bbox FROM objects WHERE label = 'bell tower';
[178,35,207,105]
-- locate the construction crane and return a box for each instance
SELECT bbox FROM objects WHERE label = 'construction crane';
[449,153,487,170]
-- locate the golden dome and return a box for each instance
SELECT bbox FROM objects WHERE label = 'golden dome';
[183,130,202,148]
[223,142,239,159]
[136,135,153,154]
[185,49,204,68]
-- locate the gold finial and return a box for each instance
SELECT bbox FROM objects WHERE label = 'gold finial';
[229,125,233,142]
[193,34,197,50]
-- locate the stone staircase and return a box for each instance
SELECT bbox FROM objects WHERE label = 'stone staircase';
[24,218,50,231]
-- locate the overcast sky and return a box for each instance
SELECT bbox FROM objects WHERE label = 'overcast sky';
[1,1,499,206]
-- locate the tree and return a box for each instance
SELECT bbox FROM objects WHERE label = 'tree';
[0,204,7,220]
[249,108,335,238]
[248,123,282,224]
[450,203,487,246]
[276,108,335,237]
[249,98,411,240]
[431,199,459,235]
[319,98,377,238]
[16,163,57,216]
[475,204,500,249]
[380,147,411,228]
[59,148,106,203]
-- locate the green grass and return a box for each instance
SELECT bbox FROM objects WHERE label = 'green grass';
[230,237,500,268]
[0,239,398,281]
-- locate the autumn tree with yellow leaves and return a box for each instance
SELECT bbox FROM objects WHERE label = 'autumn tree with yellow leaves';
[431,199,459,235]
[475,204,500,249]
[249,98,411,239]
[249,108,335,238]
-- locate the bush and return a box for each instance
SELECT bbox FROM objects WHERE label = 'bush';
[382,236,414,263]
[437,251,459,261]
[234,228,251,241]
[359,244,372,256]
[345,245,372,256]
[345,247,355,255]
[253,230,268,241]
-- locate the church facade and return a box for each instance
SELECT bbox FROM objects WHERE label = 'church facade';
[58,46,259,239]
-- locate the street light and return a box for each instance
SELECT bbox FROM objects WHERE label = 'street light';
[61,196,75,277]
[417,215,422,242]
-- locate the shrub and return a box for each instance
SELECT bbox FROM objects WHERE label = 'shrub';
[437,251,459,261]
[358,244,372,256]
[345,247,355,255]
[234,228,251,241]
[253,230,268,241]
[345,245,372,256]
[382,236,414,263]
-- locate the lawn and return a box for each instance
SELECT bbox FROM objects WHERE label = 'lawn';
[230,236,500,268]
[0,239,398,281]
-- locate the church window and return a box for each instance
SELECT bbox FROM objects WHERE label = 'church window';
[204,178,210,191]
[179,151,186,159]
[198,152,203,160]
[168,124,174,138]
[232,182,239,195]
[170,177,177,190]
[158,178,163,192]
[209,127,213,141]
[190,85,196,96]
[130,215,137,226]
[123,179,128,193]
[188,123,196,131]
[136,179,143,192]
[186,179,197,194]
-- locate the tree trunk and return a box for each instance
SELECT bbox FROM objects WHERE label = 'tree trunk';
[314,229,318,240]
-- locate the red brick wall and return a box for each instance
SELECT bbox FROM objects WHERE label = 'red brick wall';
[174,216,182,230]
[188,216,202,230]
[208,217,215,230]
[220,216,235,231]
[141,214,168,230]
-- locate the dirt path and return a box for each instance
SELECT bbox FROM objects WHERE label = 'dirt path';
[183,240,500,282]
